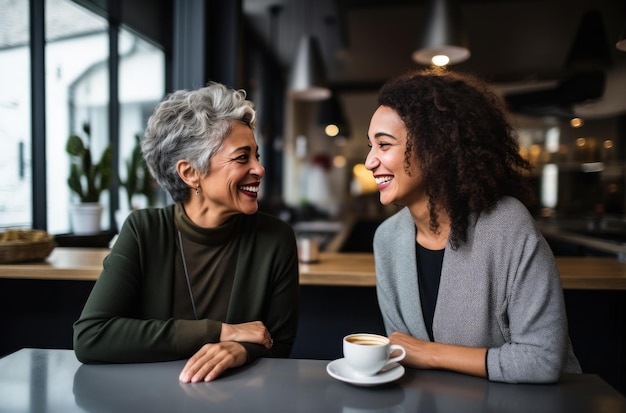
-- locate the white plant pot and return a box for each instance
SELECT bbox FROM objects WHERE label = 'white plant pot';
[70,203,103,235]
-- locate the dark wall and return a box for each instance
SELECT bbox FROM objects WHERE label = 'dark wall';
[0,279,94,357]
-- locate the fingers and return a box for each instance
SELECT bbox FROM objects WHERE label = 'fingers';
[179,342,246,383]
[389,331,412,345]
[180,357,226,383]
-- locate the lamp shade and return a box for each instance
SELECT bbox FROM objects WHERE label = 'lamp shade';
[317,94,350,137]
[288,35,331,100]
[412,0,470,66]
[565,10,612,71]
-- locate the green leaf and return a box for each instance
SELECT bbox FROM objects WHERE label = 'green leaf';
[121,133,157,208]
[66,135,86,157]
[66,123,112,203]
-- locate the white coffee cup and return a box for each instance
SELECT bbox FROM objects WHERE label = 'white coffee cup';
[343,333,406,377]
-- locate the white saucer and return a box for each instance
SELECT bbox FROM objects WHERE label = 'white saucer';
[326,358,405,387]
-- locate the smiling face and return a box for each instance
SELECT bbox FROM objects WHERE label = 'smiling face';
[365,105,424,207]
[198,122,265,221]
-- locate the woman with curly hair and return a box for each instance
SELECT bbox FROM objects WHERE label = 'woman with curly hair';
[365,68,581,383]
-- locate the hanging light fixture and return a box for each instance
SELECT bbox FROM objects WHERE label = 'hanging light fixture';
[288,35,331,100]
[287,0,331,100]
[317,92,350,138]
[412,0,470,66]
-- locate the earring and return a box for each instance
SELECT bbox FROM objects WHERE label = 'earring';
[195,185,200,196]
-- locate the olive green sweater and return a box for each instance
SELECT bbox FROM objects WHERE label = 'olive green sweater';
[73,205,300,364]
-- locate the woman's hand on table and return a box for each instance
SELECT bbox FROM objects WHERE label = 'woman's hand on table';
[221,321,273,349]
[179,342,247,383]
[179,321,274,383]
[388,331,437,369]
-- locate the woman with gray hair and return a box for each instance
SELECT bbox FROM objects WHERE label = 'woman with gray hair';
[73,82,300,383]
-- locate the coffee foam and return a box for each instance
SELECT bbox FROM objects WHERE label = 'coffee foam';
[346,336,387,346]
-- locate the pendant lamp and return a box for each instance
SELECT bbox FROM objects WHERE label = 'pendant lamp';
[317,93,350,138]
[287,35,331,100]
[565,10,612,71]
[412,0,470,66]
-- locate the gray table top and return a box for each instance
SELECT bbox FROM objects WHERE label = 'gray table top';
[0,348,624,413]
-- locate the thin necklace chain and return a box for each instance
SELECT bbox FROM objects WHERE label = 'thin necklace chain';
[177,230,199,320]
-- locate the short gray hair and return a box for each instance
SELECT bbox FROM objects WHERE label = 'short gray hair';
[142,82,256,203]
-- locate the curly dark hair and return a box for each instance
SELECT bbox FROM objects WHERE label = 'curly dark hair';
[377,68,535,248]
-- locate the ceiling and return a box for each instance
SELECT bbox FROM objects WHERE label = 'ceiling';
[242,0,626,121]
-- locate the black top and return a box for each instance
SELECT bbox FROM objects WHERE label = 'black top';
[416,242,444,341]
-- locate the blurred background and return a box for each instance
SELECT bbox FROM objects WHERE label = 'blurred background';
[1,0,626,252]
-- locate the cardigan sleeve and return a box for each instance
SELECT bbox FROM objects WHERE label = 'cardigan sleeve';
[226,213,300,363]
[483,200,576,383]
[73,208,222,363]
[485,234,570,382]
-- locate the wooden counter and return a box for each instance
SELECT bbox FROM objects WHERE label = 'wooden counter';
[553,257,626,290]
[0,248,108,281]
[1,248,626,290]
[299,253,375,286]
[301,254,626,290]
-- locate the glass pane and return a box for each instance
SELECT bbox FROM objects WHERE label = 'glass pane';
[116,28,165,226]
[0,0,32,229]
[45,0,109,234]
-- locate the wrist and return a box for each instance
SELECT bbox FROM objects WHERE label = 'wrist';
[425,341,442,369]
[219,322,231,342]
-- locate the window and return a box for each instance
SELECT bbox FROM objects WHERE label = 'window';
[45,0,109,234]
[0,0,165,233]
[0,0,32,228]
[116,29,165,218]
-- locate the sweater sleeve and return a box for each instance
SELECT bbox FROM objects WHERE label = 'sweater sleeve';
[484,201,574,383]
[229,213,300,364]
[486,241,569,382]
[73,208,222,363]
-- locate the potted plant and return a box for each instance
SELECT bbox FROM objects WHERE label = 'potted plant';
[114,133,157,231]
[66,122,112,235]
[121,133,155,211]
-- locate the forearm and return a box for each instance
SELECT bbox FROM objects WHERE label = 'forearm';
[389,332,487,378]
[423,341,487,378]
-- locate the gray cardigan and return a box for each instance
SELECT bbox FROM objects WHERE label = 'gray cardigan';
[374,197,581,383]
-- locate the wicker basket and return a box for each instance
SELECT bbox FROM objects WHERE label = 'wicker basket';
[0,230,57,264]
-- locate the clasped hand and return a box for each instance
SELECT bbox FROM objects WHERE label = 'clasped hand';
[179,321,272,383]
